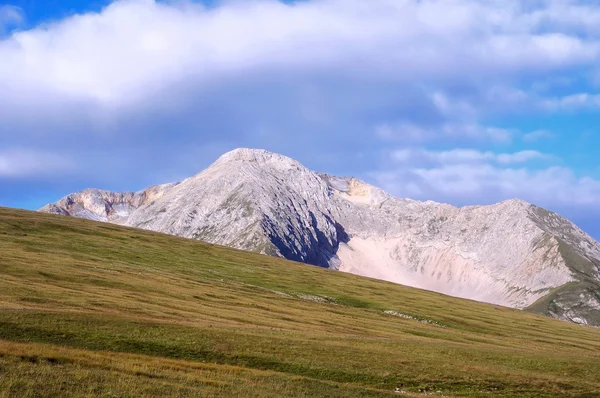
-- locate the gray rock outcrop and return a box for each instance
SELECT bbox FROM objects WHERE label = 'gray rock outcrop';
[40,148,600,326]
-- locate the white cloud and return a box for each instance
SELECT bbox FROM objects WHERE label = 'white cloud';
[376,122,515,143]
[0,5,23,36]
[0,150,73,178]
[522,129,555,142]
[495,151,549,164]
[525,2,600,35]
[408,165,600,207]
[431,91,477,120]
[0,5,23,24]
[1,0,600,238]
[541,92,600,110]
[1,0,599,107]
[391,148,549,165]
[373,148,600,212]
[0,0,598,161]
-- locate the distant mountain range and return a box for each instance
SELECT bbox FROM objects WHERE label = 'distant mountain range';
[40,148,600,326]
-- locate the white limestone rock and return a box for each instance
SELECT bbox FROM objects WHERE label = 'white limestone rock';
[39,183,178,223]
[40,148,600,325]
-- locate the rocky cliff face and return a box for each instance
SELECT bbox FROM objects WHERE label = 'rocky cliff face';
[40,148,600,326]
[39,183,179,223]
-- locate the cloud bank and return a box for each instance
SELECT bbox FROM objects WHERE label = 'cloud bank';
[1,0,600,237]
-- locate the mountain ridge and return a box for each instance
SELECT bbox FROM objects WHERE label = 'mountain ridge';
[40,148,600,326]
[5,205,600,396]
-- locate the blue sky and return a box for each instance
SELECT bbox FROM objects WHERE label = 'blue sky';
[2,1,110,25]
[1,0,600,239]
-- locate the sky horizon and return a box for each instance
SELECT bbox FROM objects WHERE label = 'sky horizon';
[1,0,600,240]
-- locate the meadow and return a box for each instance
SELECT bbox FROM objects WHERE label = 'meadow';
[1,207,600,397]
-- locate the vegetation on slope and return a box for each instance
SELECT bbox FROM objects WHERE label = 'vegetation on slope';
[1,207,600,397]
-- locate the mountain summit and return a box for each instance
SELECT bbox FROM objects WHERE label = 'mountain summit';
[40,148,600,326]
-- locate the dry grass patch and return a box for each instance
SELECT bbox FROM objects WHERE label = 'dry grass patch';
[1,207,600,397]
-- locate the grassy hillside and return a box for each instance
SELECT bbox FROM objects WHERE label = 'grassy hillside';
[1,207,600,397]
[525,237,600,326]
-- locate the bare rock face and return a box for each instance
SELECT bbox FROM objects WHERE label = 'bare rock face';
[40,148,600,326]
[39,183,178,223]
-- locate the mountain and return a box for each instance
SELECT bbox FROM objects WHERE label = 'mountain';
[5,206,600,397]
[40,148,600,326]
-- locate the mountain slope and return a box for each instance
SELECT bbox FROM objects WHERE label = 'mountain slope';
[40,148,600,325]
[39,182,178,223]
[3,207,600,397]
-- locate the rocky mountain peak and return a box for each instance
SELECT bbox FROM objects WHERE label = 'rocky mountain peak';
[39,149,600,326]
[39,183,178,223]
[499,198,534,210]
[210,148,306,173]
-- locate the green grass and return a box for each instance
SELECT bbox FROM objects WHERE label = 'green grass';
[1,207,600,397]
